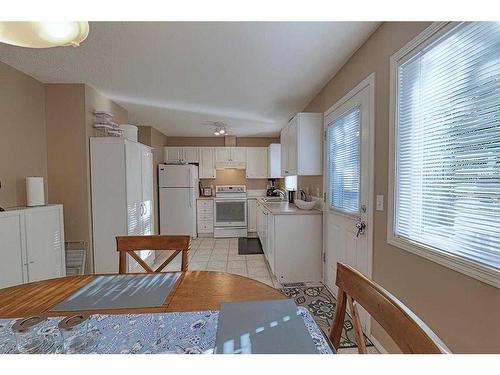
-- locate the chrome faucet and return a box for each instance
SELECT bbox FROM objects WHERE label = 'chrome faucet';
[273,188,286,200]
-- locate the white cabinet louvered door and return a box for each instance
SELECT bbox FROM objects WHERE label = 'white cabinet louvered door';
[0,211,25,288]
[24,206,65,282]
[125,140,143,236]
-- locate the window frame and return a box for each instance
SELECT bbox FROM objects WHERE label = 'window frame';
[387,21,500,288]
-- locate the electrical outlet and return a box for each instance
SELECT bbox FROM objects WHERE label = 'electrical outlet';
[376,195,384,211]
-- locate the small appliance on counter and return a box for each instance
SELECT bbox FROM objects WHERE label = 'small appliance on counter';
[266,179,279,197]
[199,182,213,197]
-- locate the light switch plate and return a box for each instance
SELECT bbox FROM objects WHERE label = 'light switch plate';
[376,195,384,211]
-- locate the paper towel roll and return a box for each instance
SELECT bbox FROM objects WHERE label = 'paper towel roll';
[26,177,45,207]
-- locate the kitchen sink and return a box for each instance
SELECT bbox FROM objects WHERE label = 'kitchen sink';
[261,197,286,202]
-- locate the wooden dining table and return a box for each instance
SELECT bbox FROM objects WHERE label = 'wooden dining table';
[0,271,286,318]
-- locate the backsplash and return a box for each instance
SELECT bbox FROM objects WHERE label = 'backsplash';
[200,169,280,192]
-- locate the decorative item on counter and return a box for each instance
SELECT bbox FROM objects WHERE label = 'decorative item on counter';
[26,176,45,207]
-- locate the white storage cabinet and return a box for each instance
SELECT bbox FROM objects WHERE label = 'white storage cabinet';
[280,112,323,176]
[0,205,65,289]
[246,147,268,178]
[90,137,154,273]
[199,147,216,178]
[196,199,214,236]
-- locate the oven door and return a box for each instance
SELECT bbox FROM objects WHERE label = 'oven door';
[214,199,247,227]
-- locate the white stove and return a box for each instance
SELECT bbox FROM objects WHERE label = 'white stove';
[214,185,247,238]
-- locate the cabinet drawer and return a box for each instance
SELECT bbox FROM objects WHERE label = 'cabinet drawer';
[197,200,213,207]
[198,216,213,223]
[198,223,213,233]
[197,209,213,216]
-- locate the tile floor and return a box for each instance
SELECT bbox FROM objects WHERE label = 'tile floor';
[153,237,280,288]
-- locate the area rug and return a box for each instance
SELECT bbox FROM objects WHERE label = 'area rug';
[238,237,264,255]
[280,283,373,349]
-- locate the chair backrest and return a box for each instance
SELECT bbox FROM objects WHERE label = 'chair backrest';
[329,263,450,354]
[116,235,191,274]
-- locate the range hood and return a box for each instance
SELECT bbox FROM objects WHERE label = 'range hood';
[215,161,246,170]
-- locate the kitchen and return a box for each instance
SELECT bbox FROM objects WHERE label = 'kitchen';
[156,114,324,287]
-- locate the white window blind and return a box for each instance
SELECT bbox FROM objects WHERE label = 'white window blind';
[328,106,361,214]
[395,22,500,270]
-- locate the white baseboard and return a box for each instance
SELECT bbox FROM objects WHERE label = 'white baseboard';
[369,334,388,354]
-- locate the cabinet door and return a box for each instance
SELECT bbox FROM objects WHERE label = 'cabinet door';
[215,147,231,163]
[280,126,288,176]
[262,209,268,255]
[246,147,268,178]
[247,199,257,232]
[183,147,199,163]
[199,147,216,178]
[267,214,275,273]
[25,207,65,282]
[125,141,143,236]
[165,147,183,162]
[268,144,282,178]
[287,117,298,174]
[0,212,25,288]
[230,147,247,163]
[141,146,154,235]
[256,203,262,242]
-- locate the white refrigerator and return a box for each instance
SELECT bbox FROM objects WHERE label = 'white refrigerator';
[159,164,198,237]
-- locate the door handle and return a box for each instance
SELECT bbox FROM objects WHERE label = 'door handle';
[355,220,366,237]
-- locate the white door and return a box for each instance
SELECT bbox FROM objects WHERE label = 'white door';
[287,117,298,175]
[230,147,246,163]
[215,147,231,163]
[159,188,196,236]
[246,147,267,178]
[199,148,216,178]
[280,127,288,176]
[159,165,196,188]
[183,147,199,163]
[165,147,183,162]
[125,141,143,236]
[324,74,374,332]
[247,199,257,232]
[25,207,65,282]
[0,212,25,288]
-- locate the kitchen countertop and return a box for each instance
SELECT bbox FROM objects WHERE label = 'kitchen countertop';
[257,198,322,215]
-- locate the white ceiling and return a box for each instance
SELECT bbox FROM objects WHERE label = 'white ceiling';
[0,22,379,136]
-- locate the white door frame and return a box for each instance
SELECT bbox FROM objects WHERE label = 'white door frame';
[322,72,375,295]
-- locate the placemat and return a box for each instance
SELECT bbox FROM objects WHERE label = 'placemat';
[0,307,333,354]
[51,273,181,312]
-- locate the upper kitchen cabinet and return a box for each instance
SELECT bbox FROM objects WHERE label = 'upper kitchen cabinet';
[163,147,199,163]
[268,143,281,178]
[246,147,268,179]
[215,147,246,168]
[280,113,323,176]
[199,147,216,179]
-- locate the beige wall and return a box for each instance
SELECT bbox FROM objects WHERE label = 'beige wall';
[167,137,280,190]
[138,125,168,234]
[0,61,47,208]
[303,22,500,353]
[45,84,128,272]
[45,84,87,249]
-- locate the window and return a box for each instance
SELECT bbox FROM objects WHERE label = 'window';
[389,22,500,286]
[284,175,297,191]
[327,106,361,214]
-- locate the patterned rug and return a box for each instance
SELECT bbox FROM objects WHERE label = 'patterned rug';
[280,283,373,349]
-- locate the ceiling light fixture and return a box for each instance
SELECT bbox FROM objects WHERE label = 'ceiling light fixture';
[0,21,89,48]
[214,130,220,136]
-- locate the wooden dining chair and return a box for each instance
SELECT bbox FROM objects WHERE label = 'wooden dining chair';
[116,235,191,274]
[329,262,450,354]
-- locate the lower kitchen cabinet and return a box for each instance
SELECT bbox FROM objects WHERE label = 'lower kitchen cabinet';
[247,198,257,236]
[0,205,66,289]
[256,201,322,283]
[197,199,214,236]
